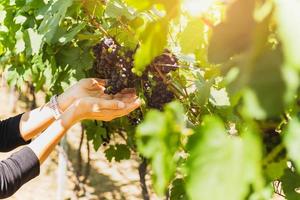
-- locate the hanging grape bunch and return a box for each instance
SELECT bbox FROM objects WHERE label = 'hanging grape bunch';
[144,50,179,110]
[92,37,179,115]
[92,38,139,95]
[92,37,119,79]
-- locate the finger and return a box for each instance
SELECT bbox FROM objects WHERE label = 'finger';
[114,92,136,99]
[89,79,106,90]
[101,94,114,100]
[91,98,126,111]
[94,79,107,86]
[113,99,141,118]
[120,88,136,94]
[112,94,138,102]
[121,98,141,114]
[120,96,138,103]
[126,98,142,111]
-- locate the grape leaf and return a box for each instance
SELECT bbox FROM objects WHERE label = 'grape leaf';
[38,0,73,44]
[55,44,93,79]
[82,0,104,18]
[58,22,86,45]
[276,0,300,70]
[208,0,255,63]
[170,178,188,200]
[136,101,185,195]
[179,18,204,54]
[105,0,135,20]
[193,76,213,107]
[15,29,25,53]
[186,116,263,200]
[104,144,131,162]
[264,159,287,180]
[134,21,168,74]
[23,28,43,55]
[84,121,107,151]
[209,87,230,107]
[284,116,300,174]
[281,169,300,200]
[232,48,286,119]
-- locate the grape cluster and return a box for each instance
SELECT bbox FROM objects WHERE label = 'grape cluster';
[92,38,138,95]
[105,51,138,95]
[143,50,178,110]
[92,37,179,116]
[92,37,119,79]
[146,80,175,110]
[149,49,179,74]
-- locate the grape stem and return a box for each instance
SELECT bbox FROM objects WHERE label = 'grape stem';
[117,18,138,39]
[262,143,285,166]
[90,18,110,36]
[152,64,201,123]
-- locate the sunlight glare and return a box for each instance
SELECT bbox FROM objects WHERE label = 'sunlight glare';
[183,0,215,17]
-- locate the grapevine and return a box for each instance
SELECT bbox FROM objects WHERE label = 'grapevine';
[1,0,300,200]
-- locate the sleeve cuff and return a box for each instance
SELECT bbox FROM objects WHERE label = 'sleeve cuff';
[13,113,31,145]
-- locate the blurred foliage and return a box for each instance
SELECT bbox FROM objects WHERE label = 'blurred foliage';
[1,0,300,199]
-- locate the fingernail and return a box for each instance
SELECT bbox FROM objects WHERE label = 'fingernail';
[118,102,125,108]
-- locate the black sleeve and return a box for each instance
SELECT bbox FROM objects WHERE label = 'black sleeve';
[0,114,30,152]
[0,147,40,199]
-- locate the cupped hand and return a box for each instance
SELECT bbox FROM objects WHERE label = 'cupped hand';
[61,89,141,127]
[57,78,107,111]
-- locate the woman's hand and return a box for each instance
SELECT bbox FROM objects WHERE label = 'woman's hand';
[57,78,107,112]
[60,89,141,127]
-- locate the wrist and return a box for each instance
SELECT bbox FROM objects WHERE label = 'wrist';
[60,103,79,128]
[57,90,75,112]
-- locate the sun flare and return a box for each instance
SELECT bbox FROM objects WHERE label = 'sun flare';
[183,0,215,17]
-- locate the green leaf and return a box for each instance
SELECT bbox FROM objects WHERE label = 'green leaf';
[276,0,300,70]
[15,29,25,53]
[179,18,204,54]
[58,22,86,45]
[23,28,43,55]
[105,0,135,20]
[233,48,286,119]
[134,21,168,74]
[82,0,104,18]
[186,116,263,200]
[193,77,213,106]
[208,0,255,63]
[136,101,185,195]
[170,179,188,200]
[209,87,230,107]
[104,144,131,162]
[38,0,74,44]
[281,169,300,200]
[264,159,287,180]
[284,116,300,173]
[56,44,93,79]
[84,121,107,151]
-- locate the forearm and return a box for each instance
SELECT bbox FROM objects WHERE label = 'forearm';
[19,94,72,142]
[27,104,76,164]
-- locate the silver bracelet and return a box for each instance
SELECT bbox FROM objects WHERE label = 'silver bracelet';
[49,95,62,120]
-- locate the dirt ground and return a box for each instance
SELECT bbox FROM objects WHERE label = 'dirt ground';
[0,76,159,200]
